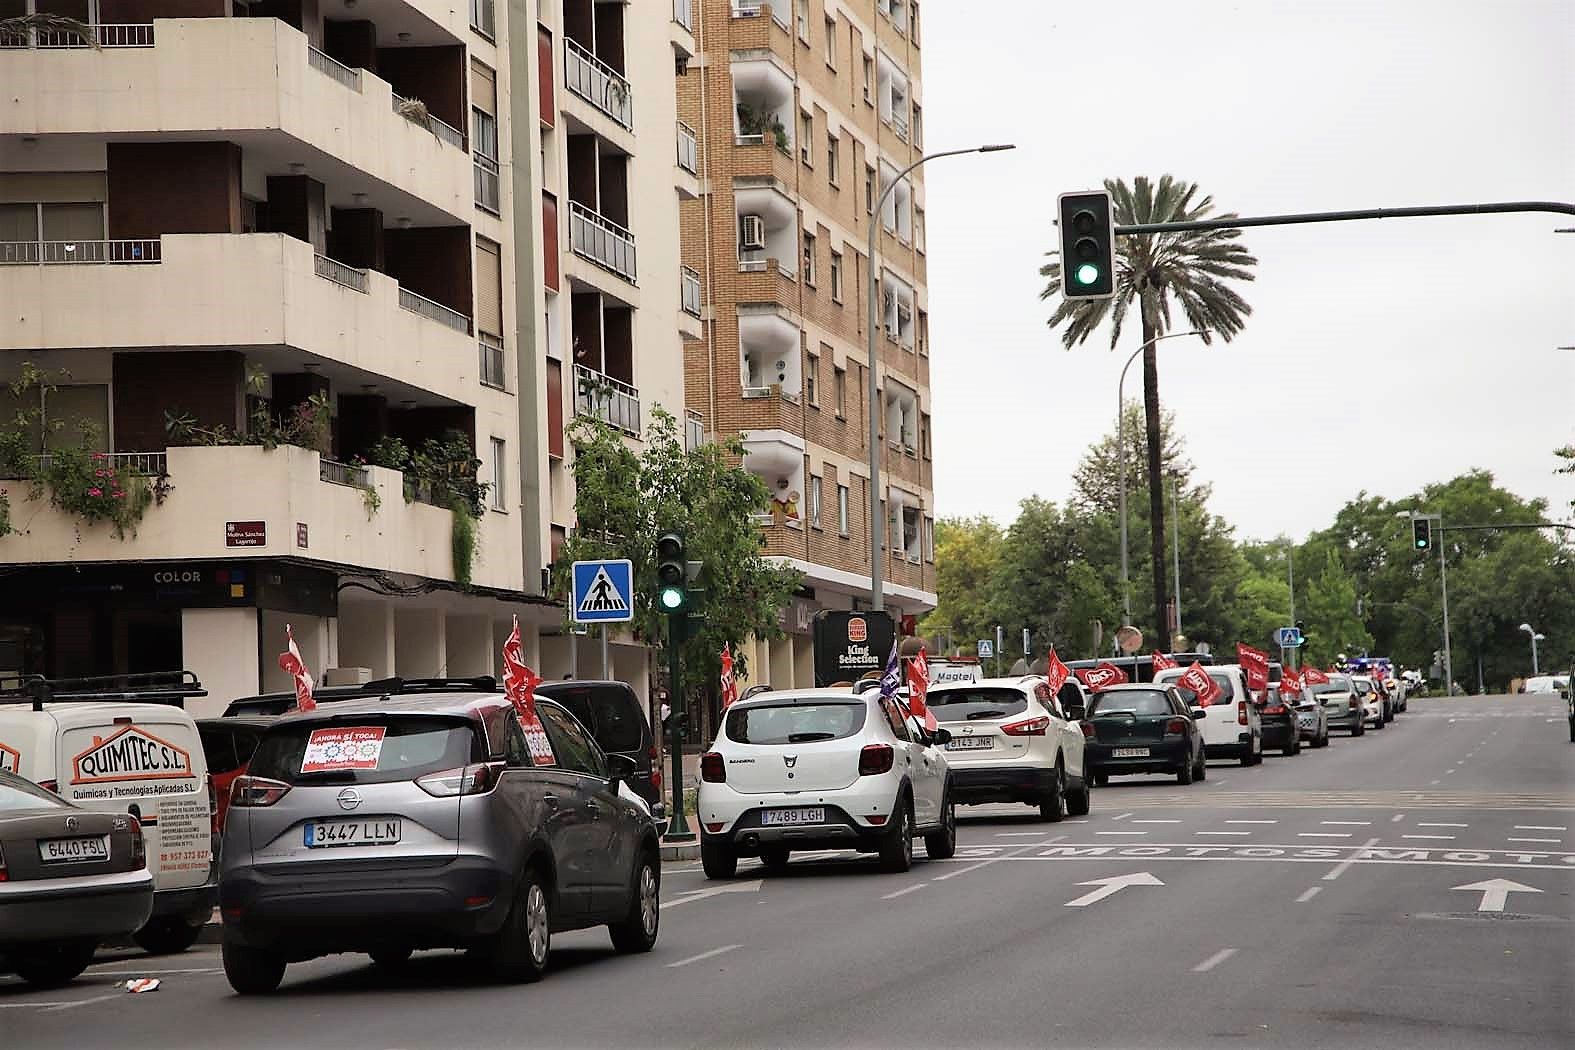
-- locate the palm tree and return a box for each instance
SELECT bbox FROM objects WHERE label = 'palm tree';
[1041,175,1257,651]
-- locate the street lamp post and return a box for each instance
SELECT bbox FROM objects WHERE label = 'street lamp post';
[1117,331,1203,624]
[867,143,1014,611]
[1520,622,1543,675]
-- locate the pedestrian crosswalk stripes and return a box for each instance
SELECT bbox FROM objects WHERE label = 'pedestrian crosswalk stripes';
[1099,789,1575,811]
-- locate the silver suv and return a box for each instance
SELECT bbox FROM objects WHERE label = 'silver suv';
[218,693,661,994]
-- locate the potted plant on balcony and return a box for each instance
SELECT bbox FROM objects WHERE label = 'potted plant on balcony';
[736,102,789,153]
[0,13,98,48]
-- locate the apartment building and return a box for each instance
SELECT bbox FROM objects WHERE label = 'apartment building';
[0,0,692,715]
[679,0,937,702]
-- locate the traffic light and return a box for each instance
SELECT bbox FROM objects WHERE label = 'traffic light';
[1412,517,1431,551]
[1057,190,1116,300]
[1295,620,1308,646]
[655,532,687,611]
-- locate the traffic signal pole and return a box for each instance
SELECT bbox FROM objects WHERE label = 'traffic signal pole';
[1114,200,1575,237]
[665,609,693,843]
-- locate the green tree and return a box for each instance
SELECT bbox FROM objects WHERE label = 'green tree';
[1299,549,1372,665]
[987,498,1118,663]
[920,516,1004,657]
[552,410,801,695]
[1041,175,1257,651]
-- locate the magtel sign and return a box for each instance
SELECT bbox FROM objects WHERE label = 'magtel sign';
[813,610,895,687]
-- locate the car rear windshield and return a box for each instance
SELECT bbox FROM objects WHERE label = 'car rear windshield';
[0,776,67,811]
[247,716,480,786]
[1089,691,1172,717]
[1166,674,1235,706]
[725,702,868,745]
[538,684,646,753]
[1312,678,1351,695]
[927,688,1030,721]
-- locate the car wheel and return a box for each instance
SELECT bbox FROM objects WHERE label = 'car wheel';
[924,795,958,858]
[1239,741,1255,766]
[11,939,96,989]
[1194,749,1207,781]
[1176,757,1194,785]
[485,868,551,983]
[608,853,660,954]
[133,917,202,956]
[1568,716,1575,742]
[1065,774,1092,817]
[1037,765,1066,822]
[759,845,791,872]
[1372,713,1386,730]
[369,947,413,970]
[879,799,915,873]
[222,937,286,995]
[701,838,738,880]
[1352,720,1365,737]
[1284,733,1300,757]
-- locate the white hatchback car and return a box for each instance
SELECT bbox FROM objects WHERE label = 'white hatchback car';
[1152,664,1264,765]
[1351,676,1387,729]
[926,676,1089,820]
[696,688,956,878]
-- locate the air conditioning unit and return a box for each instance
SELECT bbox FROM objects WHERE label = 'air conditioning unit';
[739,214,767,251]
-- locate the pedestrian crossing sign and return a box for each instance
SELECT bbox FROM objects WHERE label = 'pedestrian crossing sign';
[571,559,634,623]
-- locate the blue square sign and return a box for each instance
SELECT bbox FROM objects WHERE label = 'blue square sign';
[571,559,634,623]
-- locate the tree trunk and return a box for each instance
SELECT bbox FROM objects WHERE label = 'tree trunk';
[1141,315,1171,652]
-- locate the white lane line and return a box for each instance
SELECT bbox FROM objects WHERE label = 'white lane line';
[1192,948,1238,973]
[1516,825,1568,832]
[1111,812,1134,821]
[934,838,1060,882]
[1197,831,1250,836]
[881,883,928,900]
[666,944,742,969]
[1429,779,1441,786]
[1420,822,1468,828]
[1445,768,1457,775]
[1403,835,1455,841]
[995,831,1049,837]
[1321,821,1371,826]
[1391,814,1406,823]
[1322,836,1383,882]
[1226,820,1277,825]
[1133,819,1182,824]
[40,994,122,1013]
[1096,831,1148,836]
[1296,887,1323,903]
[1299,832,1352,839]
[1508,837,1561,844]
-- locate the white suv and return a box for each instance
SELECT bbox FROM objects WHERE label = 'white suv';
[926,676,1090,821]
[696,688,956,878]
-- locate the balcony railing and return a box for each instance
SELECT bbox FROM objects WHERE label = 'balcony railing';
[568,200,637,283]
[574,365,641,436]
[677,121,699,174]
[674,0,695,31]
[0,22,154,48]
[893,111,910,142]
[0,451,166,481]
[399,287,472,334]
[564,38,634,131]
[732,0,789,29]
[681,266,703,317]
[735,132,765,147]
[479,333,506,390]
[319,458,371,488]
[314,253,369,292]
[0,239,160,265]
[474,153,501,213]
[392,93,466,149]
[308,45,363,91]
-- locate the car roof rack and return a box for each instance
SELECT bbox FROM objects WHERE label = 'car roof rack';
[0,671,207,713]
[220,675,500,717]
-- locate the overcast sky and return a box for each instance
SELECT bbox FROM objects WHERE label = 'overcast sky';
[922,0,1573,541]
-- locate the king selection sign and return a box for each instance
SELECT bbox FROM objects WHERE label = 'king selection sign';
[813,610,896,687]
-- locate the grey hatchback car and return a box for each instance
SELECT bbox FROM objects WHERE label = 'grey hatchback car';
[218,693,661,994]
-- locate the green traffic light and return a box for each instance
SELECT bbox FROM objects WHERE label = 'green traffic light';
[1075,263,1101,286]
[658,586,686,611]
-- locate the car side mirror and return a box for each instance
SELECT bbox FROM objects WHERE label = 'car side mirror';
[606,753,638,786]
[931,728,952,746]
[1190,708,1207,720]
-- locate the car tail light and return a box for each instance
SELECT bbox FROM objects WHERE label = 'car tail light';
[1079,722,1095,738]
[867,814,888,825]
[129,817,146,870]
[1165,718,1188,735]
[417,762,503,798]
[230,775,291,808]
[649,746,663,791]
[1237,702,1249,726]
[1001,715,1051,736]
[704,822,724,833]
[700,752,726,783]
[858,743,894,776]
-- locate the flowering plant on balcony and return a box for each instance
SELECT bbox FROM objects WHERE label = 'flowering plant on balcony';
[39,448,154,541]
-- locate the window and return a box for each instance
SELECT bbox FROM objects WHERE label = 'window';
[471,61,500,213]
[917,309,929,356]
[834,366,847,417]
[837,483,849,535]
[809,475,822,528]
[915,207,927,253]
[830,250,844,303]
[825,15,837,67]
[802,229,816,285]
[880,698,911,741]
[924,515,935,562]
[920,412,931,459]
[537,704,605,777]
[826,132,840,186]
[490,437,507,510]
[805,352,819,405]
[800,110,814,166]
[795,0,809,40]
[469,0,495,38]
[912,103,923,148]
[862,54,875,104]
[864,165,876,216]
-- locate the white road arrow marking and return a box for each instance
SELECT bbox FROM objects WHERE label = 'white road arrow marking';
[1454,878,1542,913]
[660,879,764,910]
[1064,871,1164,908]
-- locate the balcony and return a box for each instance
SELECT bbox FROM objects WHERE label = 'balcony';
[0,451,167,482]
[0,445,519,589]
[573,365,640,437]
[564,37,633,132]
[672,0,697,61]
[392,92,466,150]
[2,18,471,221]
[0,239,161,265]
[568,201,637,284]
[732,0,790,30]
[0,232,480,405]
[0,21,155,48]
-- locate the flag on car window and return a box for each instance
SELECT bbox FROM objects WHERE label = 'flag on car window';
[719,643,739,709]
[1043,647,1071,697]
[1237,643,1270,694]
[278,624,316,712]
[502,616,555,766]
[1281,667,1303,696]
[1076,662,1129,690]
[906,647,937,730]
[1302,666,1331,685]
[1179,662,1223,706]
[1151,650,1178,672]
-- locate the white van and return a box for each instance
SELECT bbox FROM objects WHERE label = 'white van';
[1152,663,1263,765]
[0,673,216,954]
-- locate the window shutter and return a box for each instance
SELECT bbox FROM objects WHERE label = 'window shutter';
[475,237,503,336]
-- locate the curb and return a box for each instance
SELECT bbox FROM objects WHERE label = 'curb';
[660,840,700,861]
